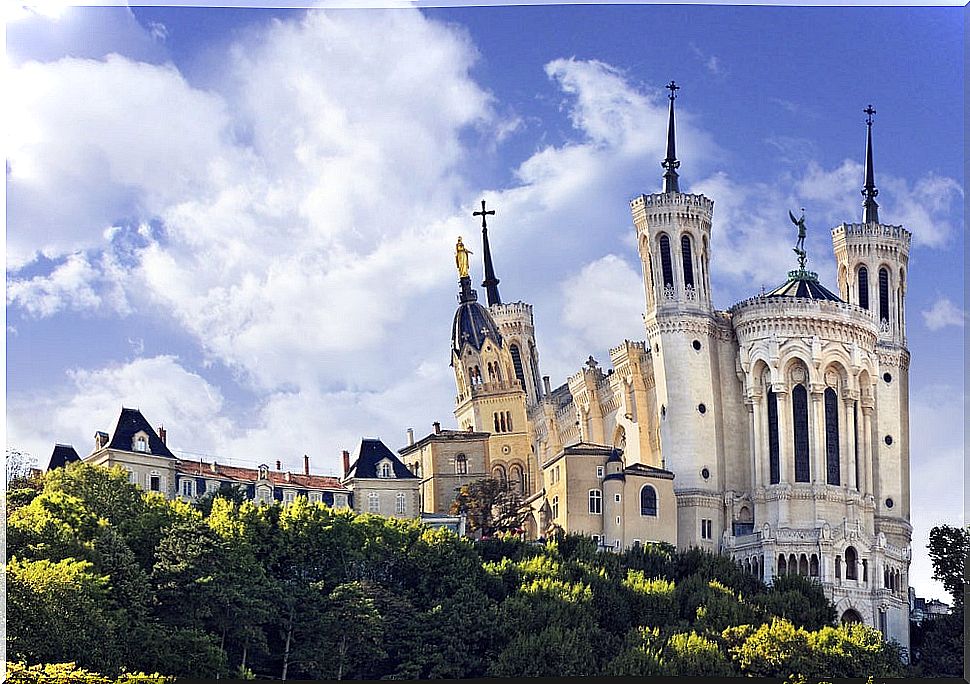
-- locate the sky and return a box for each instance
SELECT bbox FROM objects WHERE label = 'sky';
[4,3,964,601]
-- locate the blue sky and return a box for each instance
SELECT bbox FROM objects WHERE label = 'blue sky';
[5,3,964,601]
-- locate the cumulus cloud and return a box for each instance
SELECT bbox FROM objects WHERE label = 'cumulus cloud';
[921,297,966,331]
[6,251,130,317]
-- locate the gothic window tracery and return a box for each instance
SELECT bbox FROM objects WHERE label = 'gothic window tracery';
[767,387,780,484]
[509,344,526,390]
[681,234,694,289]
[878,267,890,325]
[824,387,841,485]
[858,266,869,309]
[659,234,674,289]
[792,383,810,482]
[845,546,858,580]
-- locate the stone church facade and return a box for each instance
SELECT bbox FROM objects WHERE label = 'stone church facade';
[445,89,911,648]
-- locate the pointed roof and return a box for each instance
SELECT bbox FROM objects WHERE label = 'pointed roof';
[474,199,503,307]
[766,269,843,302]
[106,407,175,457]
[452,277,503,355]
[47,444,81,470]
[661,80,681,193]
[862,105,880,224]
[344,438,418,480]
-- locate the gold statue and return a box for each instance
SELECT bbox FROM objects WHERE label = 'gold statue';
[455,236,473,278]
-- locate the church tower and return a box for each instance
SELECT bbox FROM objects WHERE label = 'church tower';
[451,228,535,497]
[832,106,912,546]
[630,82,724,548]
[471,200,545,409]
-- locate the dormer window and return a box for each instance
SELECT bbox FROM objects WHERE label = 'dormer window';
[133,435,149,453]
[378,461,393,479]
[258,464,269,480]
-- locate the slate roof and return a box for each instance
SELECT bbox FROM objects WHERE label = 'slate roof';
[106,407,175,458]
[47,444,81,470]
[452,299,503,355]
[399,428,491,456]
[176,460,347,490]
[766,270,843,302]
[345,438,418,480]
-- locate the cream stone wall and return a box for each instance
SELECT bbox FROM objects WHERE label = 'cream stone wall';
[87,448,177,497]
[346,478,420,519]
[400,431,490,514]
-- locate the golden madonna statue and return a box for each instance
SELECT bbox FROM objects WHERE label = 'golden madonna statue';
[455,236,473,278]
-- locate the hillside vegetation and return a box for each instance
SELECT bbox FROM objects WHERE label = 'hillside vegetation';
[6,464,904,680]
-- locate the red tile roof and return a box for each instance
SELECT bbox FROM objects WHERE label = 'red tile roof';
[176,459,347,491]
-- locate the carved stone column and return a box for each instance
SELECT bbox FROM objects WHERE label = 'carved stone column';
[775,385,791,484]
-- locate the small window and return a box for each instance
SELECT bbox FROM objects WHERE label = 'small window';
[701,467,710,480]
[633,539,642,548]
[134,436,148,453]
[181,480,193,497]
[884,435,893,446]
[614,493,621,503]
[596,465,604,478]
[698,403,706,414]
[284,491,295,503]
[396,492,406,514]
[551,495,559,519]
[616,516,621,526]
[591,534,600,545]
[127,469,135,484]
[310,492,321,503]
[368,492,380,513]
[149,474,160,492]
[455,454,468,475]
[885,497,894,509]
[692,340,701,351]
[588,489,602,514]
[883,372,892,383]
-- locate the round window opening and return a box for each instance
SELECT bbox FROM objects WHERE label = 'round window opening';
[884,435,893,446]
[883,372,892,383]
[502,445,511,455]
[698,403,707,414]
[701,467,710,480]
[885,498,894,509]
[692,340,702,351]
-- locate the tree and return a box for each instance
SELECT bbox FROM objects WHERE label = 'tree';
[928,524,969,608]
[753,573,836,630]
[6,557,120,672]
[450,478,529,538]
[6,448,38,487]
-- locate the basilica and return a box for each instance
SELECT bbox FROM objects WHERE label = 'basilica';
[435,87,912,648]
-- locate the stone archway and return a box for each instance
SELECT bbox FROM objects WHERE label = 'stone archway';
[841,608,863,625]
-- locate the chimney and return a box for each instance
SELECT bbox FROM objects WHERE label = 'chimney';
[276,460,281,471]
[406,428,415,446]
[157,425,167,445]
[342,450,351,477]
[433,421,441,434]
[543,376,552,395]
[303,454,310,475]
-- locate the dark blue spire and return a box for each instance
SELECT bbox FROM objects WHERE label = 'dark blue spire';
[661,80,681,193]
[862,105,880,224]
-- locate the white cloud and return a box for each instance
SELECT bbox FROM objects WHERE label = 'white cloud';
[6,252,129,317]
[921,297,966,330]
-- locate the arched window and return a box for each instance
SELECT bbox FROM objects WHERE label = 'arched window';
[639,485,657,516]
[492,464,506,483]
[134,435,148,453]
[789,554,797,575]
[879,267,890,324]
[455,454,468,475]
[767,388,780,484]
[379,462,392,478]
[529,342,542,398]
[588,489,602,514]
[810,554,819,577]
[659,234,674,288]
[845,546,857,580]
[799,554,809,576]
[836,555,842,580]
[509,464,525,494]
[551,495,559,519]
[493,413,500,432]
[509,344,526,390]
[500,413,507,432]
[778,554,787,575]
[681,234,694,289]
[506,411,513,431]
[396,492,406,514]
[792,384,810,482]
[858,266,869,310]
[824,387,841,485]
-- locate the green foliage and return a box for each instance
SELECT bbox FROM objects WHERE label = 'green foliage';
[911,609,964,676]
[5,662,172,683]
[928,523,969,607]
[13,464,904,680]
[450,477,530,537]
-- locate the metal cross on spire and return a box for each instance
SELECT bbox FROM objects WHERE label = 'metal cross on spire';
[473,199,495,229]
[661,80,681,193]
[862,104,880,224]
[473,199,502,306]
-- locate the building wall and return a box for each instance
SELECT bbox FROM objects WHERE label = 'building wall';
[347,478,420,519]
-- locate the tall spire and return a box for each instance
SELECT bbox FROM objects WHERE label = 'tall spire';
[862,104,880,224]
[661,80,681,193]
[473,199,502,306]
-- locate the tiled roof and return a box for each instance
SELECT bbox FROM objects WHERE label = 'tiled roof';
[48,444,81,470]
[345,438,417,480]
[399,428,491,455]
[176,459,347,491]
[107,408,175,458]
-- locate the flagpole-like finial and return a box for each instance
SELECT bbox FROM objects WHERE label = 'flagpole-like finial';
[661,80,681,193]
[862,104,880,224]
